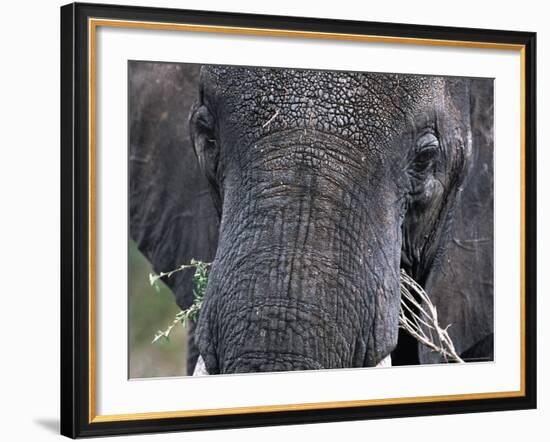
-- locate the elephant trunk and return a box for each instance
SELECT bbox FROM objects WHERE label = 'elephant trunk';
[198,211,370,373]
[195,132,402,374]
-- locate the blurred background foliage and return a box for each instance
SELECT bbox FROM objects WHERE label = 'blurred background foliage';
[128,240,188,378]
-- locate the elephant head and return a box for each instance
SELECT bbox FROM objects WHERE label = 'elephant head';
[129,62,493,375]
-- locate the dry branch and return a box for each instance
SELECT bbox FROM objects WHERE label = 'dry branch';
[399,270,464,363]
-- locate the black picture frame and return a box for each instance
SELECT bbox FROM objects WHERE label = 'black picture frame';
[60,2,537,438]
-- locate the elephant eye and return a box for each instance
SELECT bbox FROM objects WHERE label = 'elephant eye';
[413,132,439,172]
[415,147,436,165]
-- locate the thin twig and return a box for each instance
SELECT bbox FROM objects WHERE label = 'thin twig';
[148,261,210,287]
[262,109,280,128]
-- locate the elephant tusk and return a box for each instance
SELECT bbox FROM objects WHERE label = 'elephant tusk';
[193,354,393,375]
[193,355,209,376]
[375,354,392,368]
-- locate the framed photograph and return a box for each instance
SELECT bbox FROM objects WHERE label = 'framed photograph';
[60,2,537,438]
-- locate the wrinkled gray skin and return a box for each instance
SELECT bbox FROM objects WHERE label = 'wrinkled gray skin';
[129,62,493,375]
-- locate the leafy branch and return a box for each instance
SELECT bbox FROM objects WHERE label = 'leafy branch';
[150,259,211,344]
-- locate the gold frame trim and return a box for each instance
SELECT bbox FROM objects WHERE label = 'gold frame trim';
[88,18,527,424]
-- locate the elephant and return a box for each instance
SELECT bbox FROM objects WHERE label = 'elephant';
[129,61,494,375]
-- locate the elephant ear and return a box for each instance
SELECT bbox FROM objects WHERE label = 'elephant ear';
[419,78,494,363]
[129,61,220,311]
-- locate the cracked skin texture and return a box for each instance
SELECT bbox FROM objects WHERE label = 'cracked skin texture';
[201,66,443,153]
[190,66,482,374]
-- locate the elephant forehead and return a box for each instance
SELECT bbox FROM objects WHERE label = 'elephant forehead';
[202,66,444,146]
